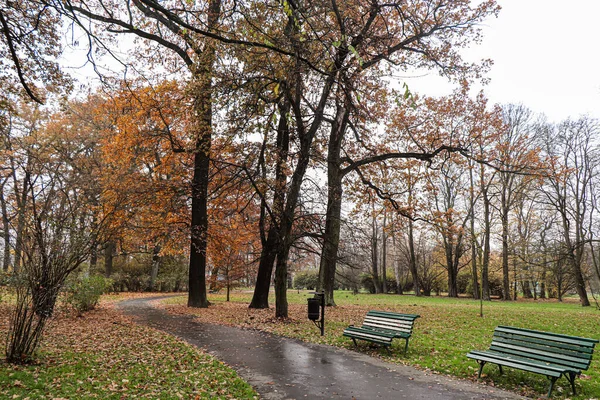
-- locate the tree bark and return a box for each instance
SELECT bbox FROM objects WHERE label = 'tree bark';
[407,219,420,296]
[481,183,491,301]
[446,245,459,298]
[104,241,115,277]
[1,183,11,271]
[371,210,380,293]
[149,244,161,291]
[249,99,290,309]
[382,211,388,294]
[187,0,221,308]
[468,164,479,300]
[501,198,511,300]
[317,103,348,306]
[249,226,278,308]
[274,241,289,318]
[13,169,30,274]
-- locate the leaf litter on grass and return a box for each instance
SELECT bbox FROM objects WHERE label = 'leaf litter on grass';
[158,290,600,400]
[0,303,257,399]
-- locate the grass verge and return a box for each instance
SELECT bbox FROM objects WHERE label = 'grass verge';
[0,299,257,399]
[161,290,600,399]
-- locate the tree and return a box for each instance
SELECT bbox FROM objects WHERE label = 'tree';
[496,104,541,300]
[426,159,470,297]
[0,1,65,103]
[540,117,599,306]
[5,101,105,362]
[64,0,223,307]
[316,0,500,306]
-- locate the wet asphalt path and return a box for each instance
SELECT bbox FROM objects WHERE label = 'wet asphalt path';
[118,296,526,400]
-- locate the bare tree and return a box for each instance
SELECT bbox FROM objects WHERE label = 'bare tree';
[539,117,600,306]
[5,107,105,362]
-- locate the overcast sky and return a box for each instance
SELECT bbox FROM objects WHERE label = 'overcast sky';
[405,0,600,122]
[65,1,600,123]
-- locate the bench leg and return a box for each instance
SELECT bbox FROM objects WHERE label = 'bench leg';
[351,338,358,347]
[404,338,409,354]
[547,376,558,398]
[498,364,503,375]
[565,372,577,395]
[384,345,392,355]
[476,361,486,379]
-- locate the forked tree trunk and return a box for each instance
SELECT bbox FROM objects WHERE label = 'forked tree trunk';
[249,100,290,309]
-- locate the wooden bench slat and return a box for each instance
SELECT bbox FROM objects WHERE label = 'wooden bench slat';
[343,333,392,345]
[467,351,563,377]
[364,315,414,326]
[344,311,419,353]
[497,326,599,347]
[343,328,394,346]
[367,311,420,321]
[494,332,595,357]
[362,320,412,333]
[469,326,598,398]
[360,326,410,339]
[489,346,588,374]
[344,326,395,338]
[492,338,591,365]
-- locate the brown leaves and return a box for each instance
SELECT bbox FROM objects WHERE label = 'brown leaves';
[0,300,256,399]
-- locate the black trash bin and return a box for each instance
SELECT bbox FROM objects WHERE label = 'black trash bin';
[307,297,320,321]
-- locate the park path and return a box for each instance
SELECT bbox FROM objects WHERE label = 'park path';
[118,296,525,400]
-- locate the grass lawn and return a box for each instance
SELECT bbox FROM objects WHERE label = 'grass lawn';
[161,290,600,400]
[0,295,257,399]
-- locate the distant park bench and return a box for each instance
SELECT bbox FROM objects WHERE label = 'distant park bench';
[467,326,598,398]
[343,310,420,354]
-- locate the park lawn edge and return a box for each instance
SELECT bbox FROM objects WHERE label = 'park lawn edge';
[158,290,600,400]
[0,301,258,400]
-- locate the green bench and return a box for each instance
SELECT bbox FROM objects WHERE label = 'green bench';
[467,326,598,397]
[343,310,420,353]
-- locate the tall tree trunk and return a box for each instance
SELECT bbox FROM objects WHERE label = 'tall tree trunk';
[149,244,161,291]
[187,99,211,308]
[274,241,289,318]
[1,184,10,271]
[250,227,278,308]
[481,186,491,301]
[104,241,115,277]
[381,211,388,294]
[539,270,547,299]
[512,253,518,300]
[407,218,420,296]
[317,103,349,306]
[13,170,30,274]
[89,214,98,270]
[391,227,403,294]
[371,211,380,293]
[249,99,290,309]
[501,200,511,300]
[563,235,590,306]
[522,280,533,298]
[468,165,479,300]
[187,0,221,308]
[446,246,458,298]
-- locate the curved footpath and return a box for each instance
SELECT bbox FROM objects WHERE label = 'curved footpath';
[118,297,525,400]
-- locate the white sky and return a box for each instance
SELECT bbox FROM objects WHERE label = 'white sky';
[63,1,600,123]
[404,0,600,122]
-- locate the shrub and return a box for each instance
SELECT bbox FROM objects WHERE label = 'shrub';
[65,275,111,313]
[293,270,319,290]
